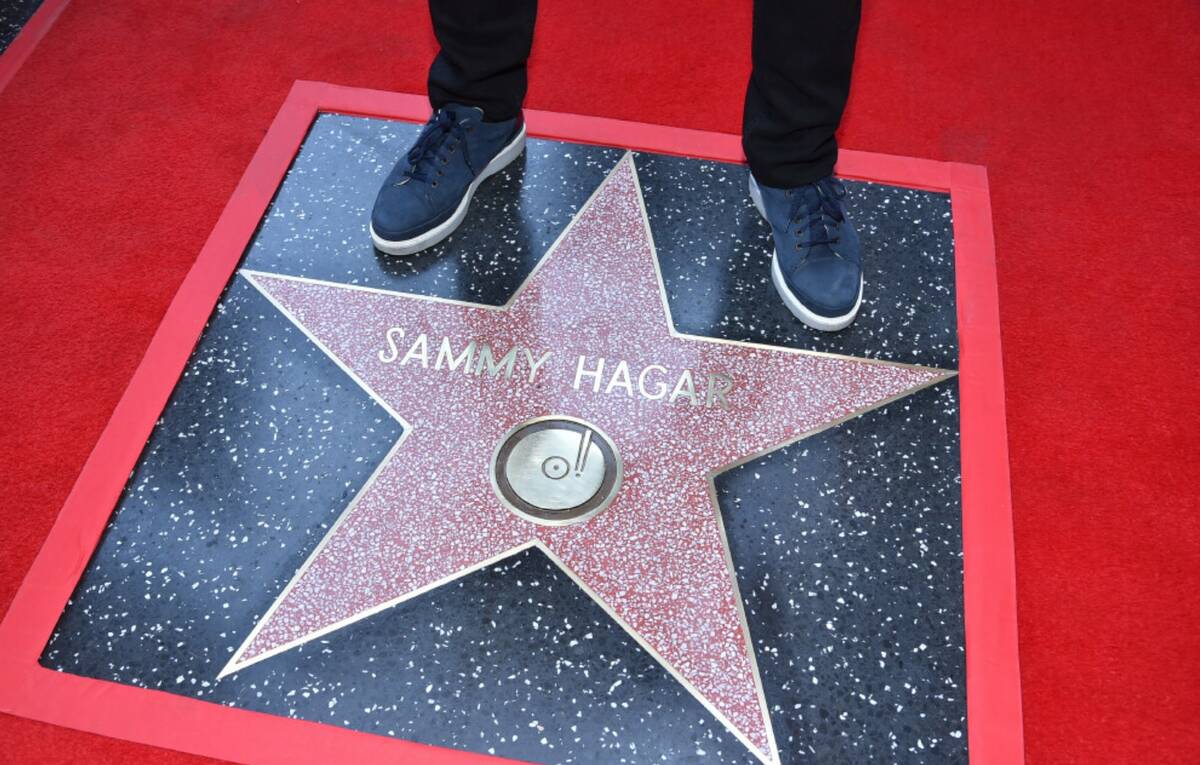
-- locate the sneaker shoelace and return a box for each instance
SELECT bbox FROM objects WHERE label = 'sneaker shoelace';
[396,109,475,187]
[788,177,847,252]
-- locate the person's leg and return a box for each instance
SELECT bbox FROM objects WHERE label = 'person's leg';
[427,0,538,122]
[742,0,861,187]
[743,0,864,332]
[371,1,536,254]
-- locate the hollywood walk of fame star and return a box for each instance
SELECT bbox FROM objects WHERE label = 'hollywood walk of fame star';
[220,153,953,763]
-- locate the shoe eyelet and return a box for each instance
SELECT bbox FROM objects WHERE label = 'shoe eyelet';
[432,180,439,187]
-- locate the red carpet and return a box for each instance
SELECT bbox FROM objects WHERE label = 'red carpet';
[0,1,1196,762]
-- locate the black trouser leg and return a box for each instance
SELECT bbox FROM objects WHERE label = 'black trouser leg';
[427,0,538,122]
[742,0,862,188]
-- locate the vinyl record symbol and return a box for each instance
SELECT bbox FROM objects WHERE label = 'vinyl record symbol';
[491,416,622,526]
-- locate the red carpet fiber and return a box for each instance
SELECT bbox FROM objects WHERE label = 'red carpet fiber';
[0,1,1197,762]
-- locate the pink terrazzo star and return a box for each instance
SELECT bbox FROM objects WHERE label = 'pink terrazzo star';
[224,153,951,763]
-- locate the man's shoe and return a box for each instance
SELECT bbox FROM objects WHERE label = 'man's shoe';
[749,173,863,332]
[370,104,526,255]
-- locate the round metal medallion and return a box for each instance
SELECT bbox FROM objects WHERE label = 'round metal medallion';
[491,416,622,526]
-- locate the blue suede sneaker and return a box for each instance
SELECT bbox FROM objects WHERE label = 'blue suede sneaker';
[370,104,526,255]
[749,173,863,332]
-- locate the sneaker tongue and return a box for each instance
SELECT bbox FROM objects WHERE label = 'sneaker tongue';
[788,183,823,219]
[440,103,485,123]
[796,182,823,206]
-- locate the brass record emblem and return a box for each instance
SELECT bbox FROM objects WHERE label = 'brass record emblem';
[492,416,622,526]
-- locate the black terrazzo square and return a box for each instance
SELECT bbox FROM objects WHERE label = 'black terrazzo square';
[0,0,42,53]
[41,114,966,764]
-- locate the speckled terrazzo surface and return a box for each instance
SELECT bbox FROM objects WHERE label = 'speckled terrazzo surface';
[244,116,624,304]
[638,155,957,370]
[42,114,966,763]
[0,0,42,52]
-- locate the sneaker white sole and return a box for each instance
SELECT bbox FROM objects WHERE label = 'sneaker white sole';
[370,123,528,256]
[749,173,863,333]
[770,251,863,332]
